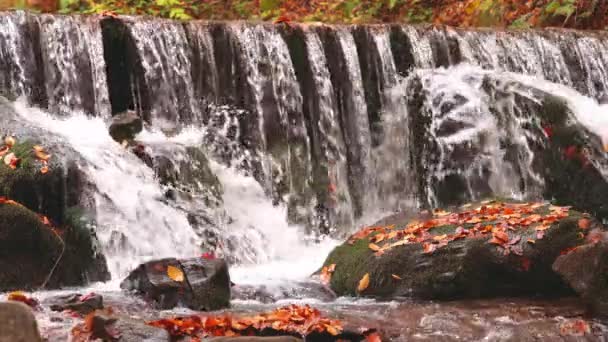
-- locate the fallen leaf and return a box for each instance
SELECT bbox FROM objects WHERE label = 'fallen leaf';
[391,274,402,280]
[4,152,15,166]
[40,165,49,174]
[578,218,590,230]
[7,291,39,308]
[201,252,216,260]
[527,239,536,244]
[0,145,8,156]
[357,273,370,293]
[368,243,381,252]
[166,265,184,282]
[520,258,531,271]
[4,136,15,147]
[422,242,436,254]
[366,332,382,342]
[536,230,545,240]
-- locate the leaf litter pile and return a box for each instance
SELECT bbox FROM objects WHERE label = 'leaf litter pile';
[350,200,577,257]
[146,304,366,340]
[319,200,597,294]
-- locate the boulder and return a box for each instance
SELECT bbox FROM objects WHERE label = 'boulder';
[0,301,42,342]
[121,257,231,311]
[320,199,601,299]
[553,239,608,316]
[109,110,143,142]
[0,100,110,289]
[0,201,109,291]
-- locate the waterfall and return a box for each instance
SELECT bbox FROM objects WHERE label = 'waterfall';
[124,17,200,130]
[1,13,608,282]
[0,11,43,104]
[37,14,110,117]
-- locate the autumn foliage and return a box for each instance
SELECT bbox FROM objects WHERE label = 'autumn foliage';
[346,200,574,258]
[5,0,607,30]
[146,305,354,340]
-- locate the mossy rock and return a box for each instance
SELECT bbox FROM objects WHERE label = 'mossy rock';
[321,199,600,300]
[0,202,109,291]
[0,139,92,225]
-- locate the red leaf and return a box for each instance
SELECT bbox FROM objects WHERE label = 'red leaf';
[520,258,531,272]
[201,252,216,260]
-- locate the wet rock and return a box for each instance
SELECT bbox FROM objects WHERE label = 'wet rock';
[109,110,143,142]
[76,312,170,342]
[0,201,109,291]
[121,257,231,311]
[320,199,599,299]
[0,301,42,342]
[553,240,608,316]
[48,293,103,315]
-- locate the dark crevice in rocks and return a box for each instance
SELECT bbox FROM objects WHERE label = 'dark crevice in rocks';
[389,25,416,78]
[100,17,150,121]
[352,27,384,148]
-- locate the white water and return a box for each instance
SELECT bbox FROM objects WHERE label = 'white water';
[12,100,337,286]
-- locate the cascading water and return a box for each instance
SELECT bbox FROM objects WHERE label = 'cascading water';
[125,18,201,130]
[0,11,42,103]
[12,99,335,282]
[37,15,111,118]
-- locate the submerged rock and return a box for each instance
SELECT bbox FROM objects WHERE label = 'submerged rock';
[72,311,170,342]
[0,301,42,342]
[553,240,608,317]
[109,110,143,142]
[121,257,230,311]
[320,199,601,299]
[48,293,103,315]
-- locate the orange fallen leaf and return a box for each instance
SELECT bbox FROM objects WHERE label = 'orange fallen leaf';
[7,291,39,308]
[527,239,536,244]
[357,273,370,293]
[366,332,382,342]
[40,165,49,174]
[422,242,436,254]
[368,243,381,252]
[167,265,184,282]
[391,274,402,280]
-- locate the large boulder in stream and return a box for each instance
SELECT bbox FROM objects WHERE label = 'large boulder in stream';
[0,198,108,291]
[0,301,42,342]
[553,240,608,317]
[320,199,602,299]
[0,98,109,290]
[121,257,231,311]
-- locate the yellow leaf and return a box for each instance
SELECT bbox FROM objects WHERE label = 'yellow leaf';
[4,136,15,147]
[357,273,370,293]
[167,265,184,282]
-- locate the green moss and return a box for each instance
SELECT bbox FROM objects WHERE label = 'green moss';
[322,199,597,299]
